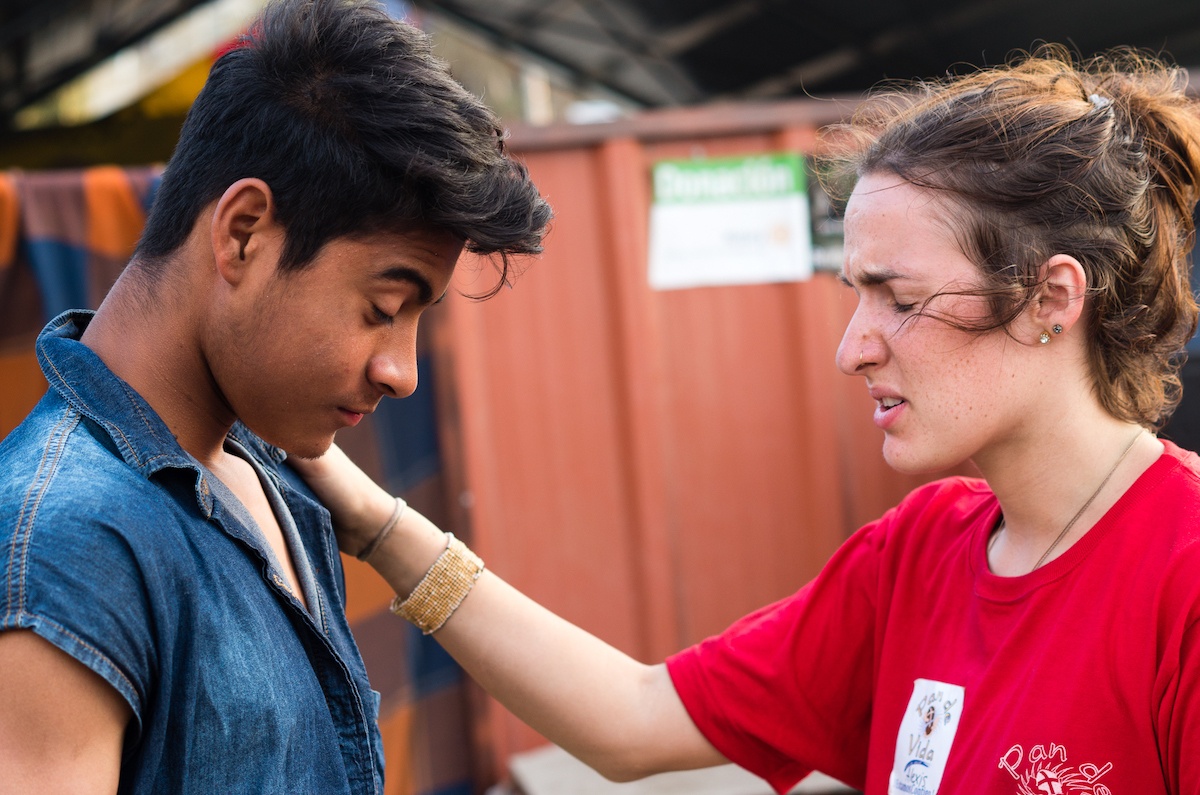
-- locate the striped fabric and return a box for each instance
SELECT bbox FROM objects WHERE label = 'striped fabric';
[0,166,473,795]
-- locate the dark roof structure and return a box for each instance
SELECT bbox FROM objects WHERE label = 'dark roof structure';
[3,0,1199,130]
[0,0,214,129]
[410,0,1200,106]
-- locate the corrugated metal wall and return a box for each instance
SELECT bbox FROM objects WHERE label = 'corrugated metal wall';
[435,102,954,780]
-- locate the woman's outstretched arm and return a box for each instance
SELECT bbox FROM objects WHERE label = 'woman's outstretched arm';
[292,444,727,782]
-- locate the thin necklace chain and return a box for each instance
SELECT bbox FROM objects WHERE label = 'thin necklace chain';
[990,429,1146,572]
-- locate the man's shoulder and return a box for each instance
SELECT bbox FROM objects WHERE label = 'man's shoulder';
[1,394,191,544]
[3,390,139,485]
[0,396,179,728]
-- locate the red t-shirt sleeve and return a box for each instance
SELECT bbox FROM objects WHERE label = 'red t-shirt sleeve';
[1155,556,1200,794]
[667,511,893,794]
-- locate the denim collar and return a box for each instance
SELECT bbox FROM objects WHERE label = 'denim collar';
[36,310,288,516]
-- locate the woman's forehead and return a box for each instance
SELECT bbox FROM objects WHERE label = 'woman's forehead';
[842,175,978,284]
[845,173,946,220]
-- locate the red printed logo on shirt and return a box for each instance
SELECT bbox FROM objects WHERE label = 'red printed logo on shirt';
[998,743,1114,795]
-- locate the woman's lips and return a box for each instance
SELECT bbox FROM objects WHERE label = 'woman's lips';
[873,397,906,430]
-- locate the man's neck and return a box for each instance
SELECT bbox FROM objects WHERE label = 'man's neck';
[81,263,235,468]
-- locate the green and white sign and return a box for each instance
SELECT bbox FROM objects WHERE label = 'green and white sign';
[648,153,813,290]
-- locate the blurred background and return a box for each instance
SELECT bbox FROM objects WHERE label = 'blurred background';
[2,2,1199,794]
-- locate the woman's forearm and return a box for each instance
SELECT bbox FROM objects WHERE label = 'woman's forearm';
[374,504,722,779]
[292,446,724,779]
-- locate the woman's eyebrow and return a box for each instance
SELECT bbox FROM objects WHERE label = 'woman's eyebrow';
[840,267,905,288]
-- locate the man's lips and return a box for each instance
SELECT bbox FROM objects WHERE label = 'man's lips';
[338,407,371,426]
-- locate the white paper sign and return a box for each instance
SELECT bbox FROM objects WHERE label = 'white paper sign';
[889,678,966,795]
[647,154,813,290]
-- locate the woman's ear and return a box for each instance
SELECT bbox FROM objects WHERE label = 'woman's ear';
[1028,253,1087,340]
[210,178,280,285]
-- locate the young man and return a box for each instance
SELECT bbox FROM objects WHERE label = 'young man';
[0,0,549,791]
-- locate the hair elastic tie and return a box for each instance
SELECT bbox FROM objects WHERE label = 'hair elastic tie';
[356,497,406,562]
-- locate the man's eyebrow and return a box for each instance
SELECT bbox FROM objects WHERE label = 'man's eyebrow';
[375,266,437,305]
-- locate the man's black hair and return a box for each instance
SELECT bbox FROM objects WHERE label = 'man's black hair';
[136,0,550,291]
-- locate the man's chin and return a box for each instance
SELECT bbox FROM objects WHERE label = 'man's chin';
[255,430,336,461]
[285,440,337,460]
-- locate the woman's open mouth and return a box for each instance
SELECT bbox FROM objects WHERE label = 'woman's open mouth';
[874,396,906,429]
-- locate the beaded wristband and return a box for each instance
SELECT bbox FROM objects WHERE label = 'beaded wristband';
[390,533,484,634]
[356,497,406,562]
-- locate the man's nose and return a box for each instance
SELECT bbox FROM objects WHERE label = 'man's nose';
[368,341,419,398]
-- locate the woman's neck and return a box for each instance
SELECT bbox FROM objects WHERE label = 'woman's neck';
[976,406,1160,575]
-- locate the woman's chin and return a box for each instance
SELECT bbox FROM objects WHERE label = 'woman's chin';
[882,441,956,476]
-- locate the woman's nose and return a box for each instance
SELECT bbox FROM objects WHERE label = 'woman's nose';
[836,310,874,376]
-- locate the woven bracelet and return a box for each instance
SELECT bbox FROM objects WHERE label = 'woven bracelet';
[390,533,484,634]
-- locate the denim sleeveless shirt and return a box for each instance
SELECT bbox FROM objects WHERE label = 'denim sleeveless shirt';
[0,311,384,793]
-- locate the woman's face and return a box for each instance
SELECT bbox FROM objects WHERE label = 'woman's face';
[836,172,1042,474]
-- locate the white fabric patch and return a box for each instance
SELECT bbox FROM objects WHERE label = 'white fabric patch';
[888,678,966,795]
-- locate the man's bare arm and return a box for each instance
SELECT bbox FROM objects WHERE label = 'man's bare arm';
[0,629,130,795]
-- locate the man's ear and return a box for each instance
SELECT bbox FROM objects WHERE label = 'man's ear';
[210,178,280,285]
[1029,253,1088,337]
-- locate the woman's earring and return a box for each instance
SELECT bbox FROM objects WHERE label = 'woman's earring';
[1039,330,1051,345]
[1052,324,1063,335]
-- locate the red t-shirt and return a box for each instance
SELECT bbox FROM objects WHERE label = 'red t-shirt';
[667,442,1200,795]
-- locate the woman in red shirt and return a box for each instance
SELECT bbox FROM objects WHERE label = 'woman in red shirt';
[297,46,1200,794]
